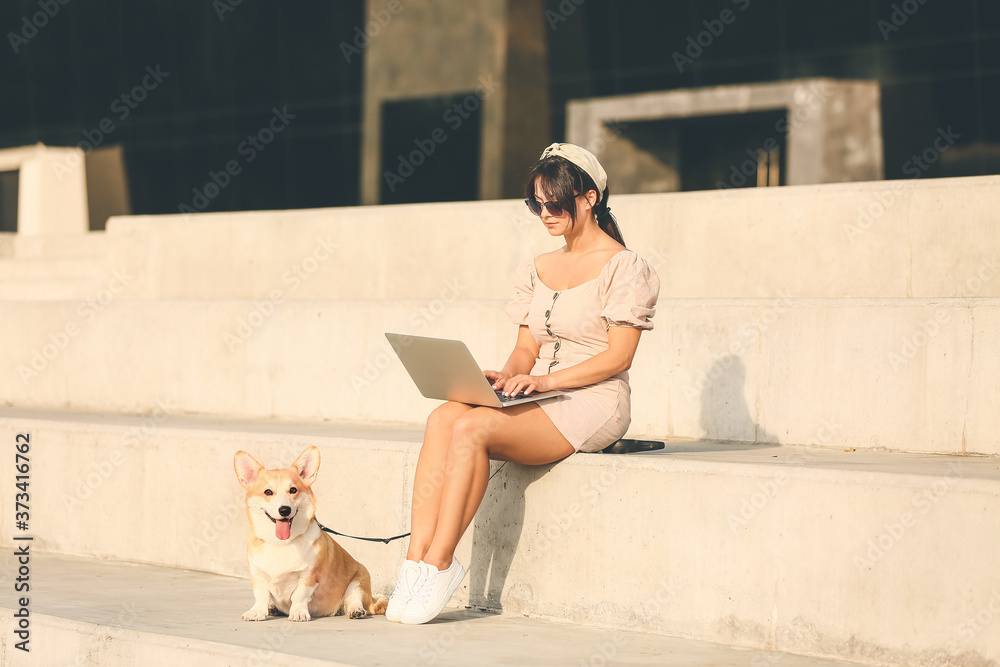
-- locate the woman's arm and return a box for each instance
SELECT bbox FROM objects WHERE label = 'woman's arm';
[485,325,539,389]
[501,326,642,396]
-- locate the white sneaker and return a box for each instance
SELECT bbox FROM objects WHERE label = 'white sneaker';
[385,559,422,622]
[399,558,466,625]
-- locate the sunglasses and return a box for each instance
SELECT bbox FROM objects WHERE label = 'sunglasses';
[524,194,584,218]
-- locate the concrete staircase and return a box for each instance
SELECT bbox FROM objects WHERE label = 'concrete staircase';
[2,551,867,667]
[0,233,112,300]
[1,176,999,666]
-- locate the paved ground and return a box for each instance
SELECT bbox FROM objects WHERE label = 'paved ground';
[0,550,868,666]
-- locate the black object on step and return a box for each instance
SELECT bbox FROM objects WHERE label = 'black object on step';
[601,438,665,454]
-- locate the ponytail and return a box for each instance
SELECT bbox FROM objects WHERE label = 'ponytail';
[594,187,625,247]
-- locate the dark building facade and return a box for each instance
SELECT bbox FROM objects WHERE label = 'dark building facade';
[1,0,996,216]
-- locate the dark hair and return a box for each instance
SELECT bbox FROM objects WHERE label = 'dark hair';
[524,155,626,247]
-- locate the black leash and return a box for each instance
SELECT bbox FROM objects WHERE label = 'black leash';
[316,521,409,544]
[316,461,508,544]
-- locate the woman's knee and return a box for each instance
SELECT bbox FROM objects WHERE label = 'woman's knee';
[451,408,501,451]
[425,401,472,434]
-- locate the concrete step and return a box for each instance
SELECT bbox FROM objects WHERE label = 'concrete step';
[12,232,109,259]
[0,256,106,280]
[0,233,13,258]
[0,277,111,301]
[0,298,997,454]
[103,175,1000,300]
[1,406,997,665]
[0,551,867,667]
[0,261,127,300]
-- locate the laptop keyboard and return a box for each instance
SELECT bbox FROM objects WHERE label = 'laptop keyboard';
[495,388,529,402]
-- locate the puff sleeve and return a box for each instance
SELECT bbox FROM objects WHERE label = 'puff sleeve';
[505,259,535,326]
[598,251,660,330]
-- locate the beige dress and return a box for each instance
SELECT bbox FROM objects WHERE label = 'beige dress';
[504,249,660,453]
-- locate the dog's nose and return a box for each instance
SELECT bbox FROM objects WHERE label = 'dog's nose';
[278,506,291,517]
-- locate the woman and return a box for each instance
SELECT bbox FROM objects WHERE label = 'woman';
[387,143,660,625]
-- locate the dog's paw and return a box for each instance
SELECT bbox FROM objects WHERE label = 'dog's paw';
[349,608,368,619]
[288,608,311,622]
[242,606,269,621]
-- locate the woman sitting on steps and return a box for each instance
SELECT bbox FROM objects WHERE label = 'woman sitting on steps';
[387,142,661,625]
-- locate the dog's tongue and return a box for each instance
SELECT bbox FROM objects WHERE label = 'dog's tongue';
[276,519,291,541]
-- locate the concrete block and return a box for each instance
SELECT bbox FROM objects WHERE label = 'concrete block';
[99,175,1000,301]
[0,552,864,667]
[1,408,997,664]
[0,144,89,237]
[0,298,997,454]
[12,232,109,260]
[0,233,13,258]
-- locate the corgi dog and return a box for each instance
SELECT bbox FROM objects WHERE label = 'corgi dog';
[234,446,387,621]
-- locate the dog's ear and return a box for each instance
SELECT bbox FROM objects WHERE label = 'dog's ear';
[292,446,320,486]
[234,451,263,488]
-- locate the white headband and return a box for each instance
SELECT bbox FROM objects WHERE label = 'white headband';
[539,143,608,203]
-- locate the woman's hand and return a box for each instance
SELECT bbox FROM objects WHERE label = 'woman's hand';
[483,370,509,390]
[501,374,554,397]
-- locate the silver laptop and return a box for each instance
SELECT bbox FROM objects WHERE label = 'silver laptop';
[385,333,566,408]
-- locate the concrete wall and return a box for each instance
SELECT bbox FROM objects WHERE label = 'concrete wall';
[1,298,997,455]
[101,175,1000,301]
[0,233,13,258]
[2,413,996,664]
[0,144,89,237]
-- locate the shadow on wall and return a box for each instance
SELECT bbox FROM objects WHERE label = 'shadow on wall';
[467,462,551,612]
[466,354,779,610]
[698,354,779,447]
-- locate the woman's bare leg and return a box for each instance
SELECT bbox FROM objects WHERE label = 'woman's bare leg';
[421,403,574,570]
[405,401,473,562]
